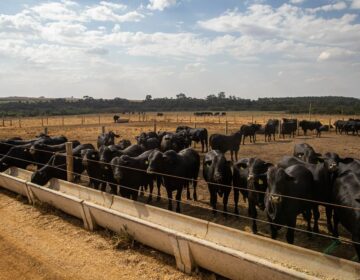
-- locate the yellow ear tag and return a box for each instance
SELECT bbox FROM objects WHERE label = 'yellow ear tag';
[240,166,244,170]
[145,160,149,165]
[258,179,264,185]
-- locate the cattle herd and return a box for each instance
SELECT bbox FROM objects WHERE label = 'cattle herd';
[0,117,359,261]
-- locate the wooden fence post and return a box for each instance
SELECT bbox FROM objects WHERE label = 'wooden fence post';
[41,118,44,127]
[225,121,228,135]
[2,119,4,127]
[176,114,179,123]
[98,115,101,124]
[19,119,21,128]
[62,116,64,126]
[66,142,74,182]
[153,120,157,132]
[102,126,105,134]
[44,127,48,135]
[10,119,12,126]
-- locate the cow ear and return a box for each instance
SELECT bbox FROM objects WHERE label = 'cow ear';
[341,157,354,164]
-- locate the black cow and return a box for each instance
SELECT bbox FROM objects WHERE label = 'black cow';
[264,119,279,142]
[278,155,337,233]
[334,120,347,134]
[203,150,232,215]
[281,118,297,138]
[160,132,191,152]
[113,115,120,123]
[209,131,242,161]
[0,135,69,171]
[30,141,80,168]
[240,124,261,144]
[111,150,158,202]
[293,143,322,164]
[233,158,273,233]
[331,169,360,260]
[97,131,120,148]
[99,144,144,194]
[82,149,103,189]
[137,137,160,151]
[176,126,208,152]
[31,144,94,186]
[0,135,66,156]
[147,148,200,212]
[265,165,313,244]
[116,139,132,150]
[299,120,322,137]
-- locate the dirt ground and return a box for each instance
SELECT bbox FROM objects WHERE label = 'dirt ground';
[0,112,359,277]
[0,188,218,280]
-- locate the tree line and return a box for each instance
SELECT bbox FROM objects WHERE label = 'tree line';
[1,94,359,117]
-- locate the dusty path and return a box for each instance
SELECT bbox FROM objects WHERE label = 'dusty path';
[0,189,210,280]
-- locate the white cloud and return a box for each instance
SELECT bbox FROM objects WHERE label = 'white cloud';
[198,4,360,47]
[289,0,305,4]
[317,51,331,61]
[147,0,177,11]
[83,6,144,22]
[30,1,79,22]
[351,0,360,9]
[308,2,347,13]
[99,1,127,11]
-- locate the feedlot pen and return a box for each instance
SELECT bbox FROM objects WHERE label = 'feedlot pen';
[0,112,359,265]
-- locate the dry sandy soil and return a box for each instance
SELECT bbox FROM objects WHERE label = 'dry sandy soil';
[0,188,217,280]
[0,112,359,278]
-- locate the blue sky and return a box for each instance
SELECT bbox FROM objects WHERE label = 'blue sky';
[0,0,359,100]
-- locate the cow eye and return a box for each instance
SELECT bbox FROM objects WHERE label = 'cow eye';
[92,154,96,158]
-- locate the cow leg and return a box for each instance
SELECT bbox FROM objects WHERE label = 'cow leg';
[167,189,173,211]
[156,177,161,201]
[147,182,154,203]
[273,133,275,141]
[109,182,117,195]
[234,149,239,162]
[192,179,198,201]
[175,188,182,213]
[248,202,258,234]
[223,191,229,216]
[201,140,204,153]
[233,188,239,215]
[230,150,234,161]
[286,219,296,244]
[303,208,313,236]
[353,234,360,262]
[333,212,340,237]
[325,206,334,234]
[209,187,217,215]
[186,183,191,200]
[132,189,138,201]
[270,224,279,240]
[312,205,320,233]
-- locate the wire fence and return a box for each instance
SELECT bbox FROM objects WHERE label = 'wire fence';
[0,142,359,251]
[1,141,359,212]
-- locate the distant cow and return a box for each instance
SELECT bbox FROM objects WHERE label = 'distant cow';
[265,165,313,244]
[97,131,119,148]
[281,118,297,138]
[113,115,120,123]
[157,112,164,116]
[240,124,261,144]
[264,119,279,142]
[203,150,232,215]
[147,148,200,211]
[176,126,208,152]
[299,120,322,137]
[160,131,191,152]
[210,132,242,161]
